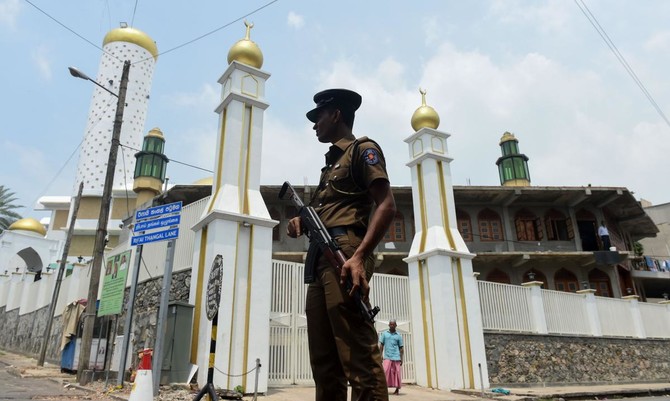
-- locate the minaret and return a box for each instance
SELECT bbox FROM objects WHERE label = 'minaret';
[133,127,168,207]
[404,89,489,390]
[189,22,276,392]
[66,26,158,256]
[496,131,530,186]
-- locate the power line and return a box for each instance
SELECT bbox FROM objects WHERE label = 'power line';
[23,0,122,63]
[130,0,140,27]
[27,97,117,210]
[25,0,278,67]
[574,0,670,129]
[131,0,279,65]
[119,143,213,173]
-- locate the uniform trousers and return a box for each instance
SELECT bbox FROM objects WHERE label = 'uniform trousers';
[306,234,388,401]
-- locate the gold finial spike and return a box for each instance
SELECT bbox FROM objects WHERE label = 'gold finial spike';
[244,20,254,40]
[411,87,440,131]
[419,88,427,106]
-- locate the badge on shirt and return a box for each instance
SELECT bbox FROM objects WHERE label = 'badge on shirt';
[363,148,380,165]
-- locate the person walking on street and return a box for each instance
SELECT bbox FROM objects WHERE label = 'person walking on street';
[286,88,396,401]
[379,319,404,395]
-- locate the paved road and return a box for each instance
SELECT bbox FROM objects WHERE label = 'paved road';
[606,398,670,401]
[0,362,105,401]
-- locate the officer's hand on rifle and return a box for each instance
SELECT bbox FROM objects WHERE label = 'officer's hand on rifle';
[286,217,303,238]
[341,254,370,300]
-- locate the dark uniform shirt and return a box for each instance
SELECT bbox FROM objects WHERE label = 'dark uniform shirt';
[310,136,389,230]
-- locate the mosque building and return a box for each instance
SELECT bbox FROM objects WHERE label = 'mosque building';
[0,19,668,394]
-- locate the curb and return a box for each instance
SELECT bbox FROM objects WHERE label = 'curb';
[454,386,670,401]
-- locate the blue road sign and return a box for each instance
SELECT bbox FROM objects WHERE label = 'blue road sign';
[131,228,180,246]
[133,215,181,233]
[135,201,182,221]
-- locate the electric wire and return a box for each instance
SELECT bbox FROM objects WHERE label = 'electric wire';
[22,0,122,63]
[119,143,213,173]
[574,0,670,129]
[119,144,133,217]
[130,0,140,27]
[24,0,278,67]
[27,96,117,210]
[131,0,279,65]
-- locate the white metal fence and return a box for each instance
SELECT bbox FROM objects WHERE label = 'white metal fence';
[478,280,670,339]
[478,281,534,332]
[639,302,670,338]
[542,290,591,335]
[268,262,416,386]
[596,297,636,337]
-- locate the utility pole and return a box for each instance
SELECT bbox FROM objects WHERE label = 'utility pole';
[77,60,131,384]
[37,181,84,366]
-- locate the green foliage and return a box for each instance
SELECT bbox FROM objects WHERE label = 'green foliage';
[234,384,244,394]
[633,241,644,257]
[0,186,23,233]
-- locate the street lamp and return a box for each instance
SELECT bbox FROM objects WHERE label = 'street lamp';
[70,60,131,384]
[68,67,118,98]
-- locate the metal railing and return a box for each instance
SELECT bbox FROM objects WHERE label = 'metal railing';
[478,281,534,332]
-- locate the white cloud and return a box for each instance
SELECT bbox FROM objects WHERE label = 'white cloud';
[287,11,305,30]
[489,0,570,33]
[0,139,71,214]
[423,16,441,46]
[0,0,20,29]
[170,83,218,108]
[32,45,52,81]
[644,31,670,52]
[302,38,668,203]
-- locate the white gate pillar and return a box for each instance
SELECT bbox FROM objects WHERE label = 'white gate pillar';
[404,90,488,390]
[189,23,277,393]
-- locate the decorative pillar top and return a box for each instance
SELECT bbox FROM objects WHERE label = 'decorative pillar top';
[410,88,440,131]
[227,20,263,69]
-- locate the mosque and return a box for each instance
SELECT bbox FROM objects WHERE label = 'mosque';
[1,21,668,394]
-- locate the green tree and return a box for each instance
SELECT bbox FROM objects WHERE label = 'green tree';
[0,186,23,233]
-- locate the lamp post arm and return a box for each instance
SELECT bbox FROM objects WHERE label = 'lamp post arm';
[76,59,130,384]
[68,66,118,98]
[89,78,118,98]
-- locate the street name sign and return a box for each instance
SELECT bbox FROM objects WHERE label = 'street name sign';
[131,201,182,246]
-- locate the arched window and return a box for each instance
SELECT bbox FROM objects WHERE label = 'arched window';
[477,209,504,241]
[588,268,612,297]
[383,212,405,242]
[269,208,281,241]
[545,209,574,241]
[523,269,547,288]
[515,208,543,241]
[456,209,473,242]
[554,268,579,292]
[486,268,511,284]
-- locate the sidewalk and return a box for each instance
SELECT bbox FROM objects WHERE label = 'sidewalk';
[2,348,669,400]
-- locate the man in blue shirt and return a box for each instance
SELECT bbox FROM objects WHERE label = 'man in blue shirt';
[379,319,404,395]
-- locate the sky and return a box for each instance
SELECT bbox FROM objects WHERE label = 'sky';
[2,0,670,220]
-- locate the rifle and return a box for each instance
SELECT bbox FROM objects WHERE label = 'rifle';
[279,181,380,323]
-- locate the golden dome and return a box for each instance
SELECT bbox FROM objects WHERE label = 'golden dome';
[103,27,158,60]
[499,131,517,145]
[192,176,213,186]
[227,21,263,69]
[411,88,440,131]
[146,127,164,139]
[8,218,47,237]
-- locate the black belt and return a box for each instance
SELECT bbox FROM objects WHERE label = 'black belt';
[327,226,366,237]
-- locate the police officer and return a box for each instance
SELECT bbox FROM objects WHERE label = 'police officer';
[287,88,396,401]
